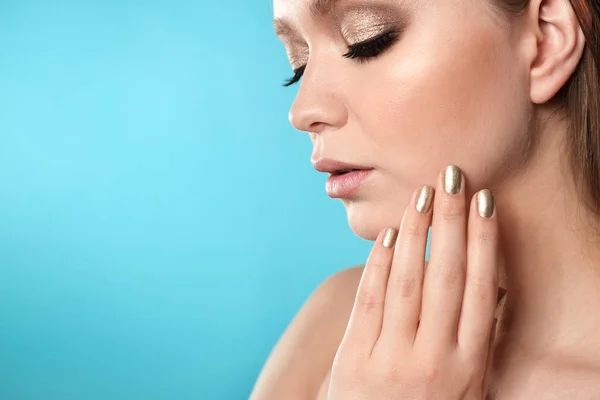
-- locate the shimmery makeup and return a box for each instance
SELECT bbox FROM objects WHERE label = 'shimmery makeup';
[286,44,310,71]
[338,6,404,44]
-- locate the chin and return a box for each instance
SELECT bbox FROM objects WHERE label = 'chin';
[344,198,407,241]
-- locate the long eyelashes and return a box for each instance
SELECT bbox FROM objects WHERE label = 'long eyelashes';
[283,65,306,87]
[282,29,400,87]
[343,30,399,62]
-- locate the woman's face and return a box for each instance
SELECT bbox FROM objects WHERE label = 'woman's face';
[274,0,534,240]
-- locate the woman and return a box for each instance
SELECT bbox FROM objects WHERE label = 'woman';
[252,0,600,398]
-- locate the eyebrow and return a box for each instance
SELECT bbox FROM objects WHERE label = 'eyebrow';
[309,0,342,16]
[273,0,342,36]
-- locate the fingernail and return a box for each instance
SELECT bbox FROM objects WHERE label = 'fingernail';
[416,186,434,214]
[382,228,398,248]
[443,165,462,195]
[477,189,495,218]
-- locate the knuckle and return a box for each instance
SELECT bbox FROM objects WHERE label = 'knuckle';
[393,274,419,299]
[418,350,448,385]
[405,220,429,238]
[370,256,389,273]
[374,351,409,386]
[356,290,381,311]
[432,258,465,286]
[440,199,465,221]
[474,226,498,245]
[465,273,495,303]
[421,361,442,384]
[441,267,463,286]
[381,363,404,386]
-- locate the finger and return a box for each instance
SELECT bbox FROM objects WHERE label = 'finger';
[457,189,499,357]
[379,185,434,346]
[481,317,498,398]
[417,165,467,347]
[343,227,397,354]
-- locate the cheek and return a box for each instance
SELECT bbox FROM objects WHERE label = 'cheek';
[352,16,530,189]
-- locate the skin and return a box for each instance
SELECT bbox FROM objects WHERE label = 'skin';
[251,0,600,398]
[323,172,502,399]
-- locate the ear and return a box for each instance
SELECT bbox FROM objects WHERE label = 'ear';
[528,0,586,104]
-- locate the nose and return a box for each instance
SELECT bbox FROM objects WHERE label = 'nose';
[288,61,348,135]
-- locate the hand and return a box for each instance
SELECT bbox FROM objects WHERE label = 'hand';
[328,165,506,400]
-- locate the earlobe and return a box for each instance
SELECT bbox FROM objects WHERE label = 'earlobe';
[529,0,586,104]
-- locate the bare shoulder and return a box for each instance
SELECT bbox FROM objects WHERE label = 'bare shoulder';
[249,265,364,400]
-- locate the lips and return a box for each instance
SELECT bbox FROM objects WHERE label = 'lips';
[325,169,373,198]
[311,158,374,198]
[312,158,373,175]
[331,169,361,176]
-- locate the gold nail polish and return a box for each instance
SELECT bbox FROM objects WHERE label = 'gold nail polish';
[443,165,462,195]
[382,228,398,248]
[416,186,434,214]
[477,189,494,218]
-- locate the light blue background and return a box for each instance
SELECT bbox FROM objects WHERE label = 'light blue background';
[0,2,429,399]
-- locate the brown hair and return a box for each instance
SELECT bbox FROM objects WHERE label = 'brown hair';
[497,0,600,216]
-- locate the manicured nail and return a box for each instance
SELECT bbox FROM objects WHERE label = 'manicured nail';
[382,228,398,248]
[477,189,494,218]
[416,186,434,214]
[443,165,462,195]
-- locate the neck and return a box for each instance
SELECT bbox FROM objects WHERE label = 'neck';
[492,112,600,370]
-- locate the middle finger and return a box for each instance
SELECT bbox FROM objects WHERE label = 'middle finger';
[416,165,467,347]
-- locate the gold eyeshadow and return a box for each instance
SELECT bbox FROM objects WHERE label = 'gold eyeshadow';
[276,2,409,71]
[284,43,309,71]
[335,4,409,44]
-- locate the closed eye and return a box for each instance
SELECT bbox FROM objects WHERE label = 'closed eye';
[282,28,400,87]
